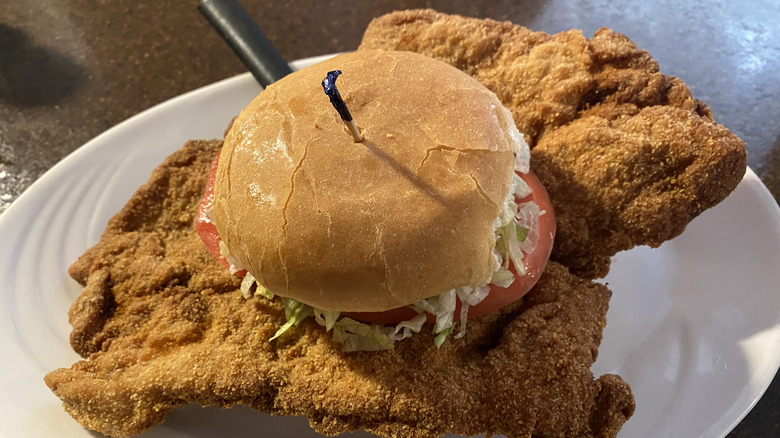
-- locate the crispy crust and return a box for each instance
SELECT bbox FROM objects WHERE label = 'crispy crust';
[214,50,521,312]
[359,9,746,278]
[46,140,633,437]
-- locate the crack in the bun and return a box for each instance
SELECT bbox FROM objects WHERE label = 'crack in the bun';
[362,140,448,206]
[417,144,503,174]
[387,57,400,78]
[417,146,506,211]
[468,173,499,209]
[298,168,333,238]
[373,224,394,299]
[279,137,314,292]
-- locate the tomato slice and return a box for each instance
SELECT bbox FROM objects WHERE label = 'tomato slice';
[345,170,555,325]
[195,153,555,324]
[194,151,247,275]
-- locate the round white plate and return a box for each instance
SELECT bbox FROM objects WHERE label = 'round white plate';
[1,55,779,438]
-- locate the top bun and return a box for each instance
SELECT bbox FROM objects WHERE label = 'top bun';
[213,50,525,312]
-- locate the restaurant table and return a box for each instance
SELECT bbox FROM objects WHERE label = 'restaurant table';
[1,0,778,436]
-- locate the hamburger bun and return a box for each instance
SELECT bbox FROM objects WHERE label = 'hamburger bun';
[213,50,527,312]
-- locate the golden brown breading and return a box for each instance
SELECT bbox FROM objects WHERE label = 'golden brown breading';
[45,140,634,438]
[532,105,747,277]
[359,9,747,278]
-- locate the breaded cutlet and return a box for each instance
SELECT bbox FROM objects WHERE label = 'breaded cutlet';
[46,140,633,438]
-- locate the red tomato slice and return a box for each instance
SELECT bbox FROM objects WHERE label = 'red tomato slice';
[194,151,247,275]
[345,170,555,325]
[195,153,555,324]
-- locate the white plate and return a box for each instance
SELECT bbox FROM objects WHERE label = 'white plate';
[1,55,779,438]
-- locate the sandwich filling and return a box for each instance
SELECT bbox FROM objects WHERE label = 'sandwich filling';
[216,150,545,352]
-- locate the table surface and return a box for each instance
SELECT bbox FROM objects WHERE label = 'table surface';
[1,0,778,436]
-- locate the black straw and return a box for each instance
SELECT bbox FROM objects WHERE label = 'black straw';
[198,0,293,87]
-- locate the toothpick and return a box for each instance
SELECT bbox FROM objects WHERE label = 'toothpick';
[321,70,364,142]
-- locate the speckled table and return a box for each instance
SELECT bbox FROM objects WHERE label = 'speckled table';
[1,0,778,436]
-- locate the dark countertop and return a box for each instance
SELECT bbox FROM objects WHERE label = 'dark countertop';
[1,0,778,436]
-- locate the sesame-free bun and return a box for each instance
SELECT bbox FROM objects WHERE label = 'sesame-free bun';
[213,50,525,312]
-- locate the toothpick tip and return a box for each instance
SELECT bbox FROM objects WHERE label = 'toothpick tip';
[346,120,363,142]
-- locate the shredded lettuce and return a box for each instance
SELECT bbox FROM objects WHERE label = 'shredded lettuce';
[388,313,427,341]
[313,308,341,331]
[239,272,255,299]
[331,317,395,352]
[269,298,427,351]
[513,173,532,198]
[255,283,274,300]
[219,240,246,275]
[496,204,535,277]
[454,285,490,339]
[270,298,314,341]
[411,289,458,347]
[434,326,453,348]
[512,131,531,174]
[433,290,457,334]
[516,200,541,257]
[516,224,529,242]
[491,267,515,287]
[240,272,274,300]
